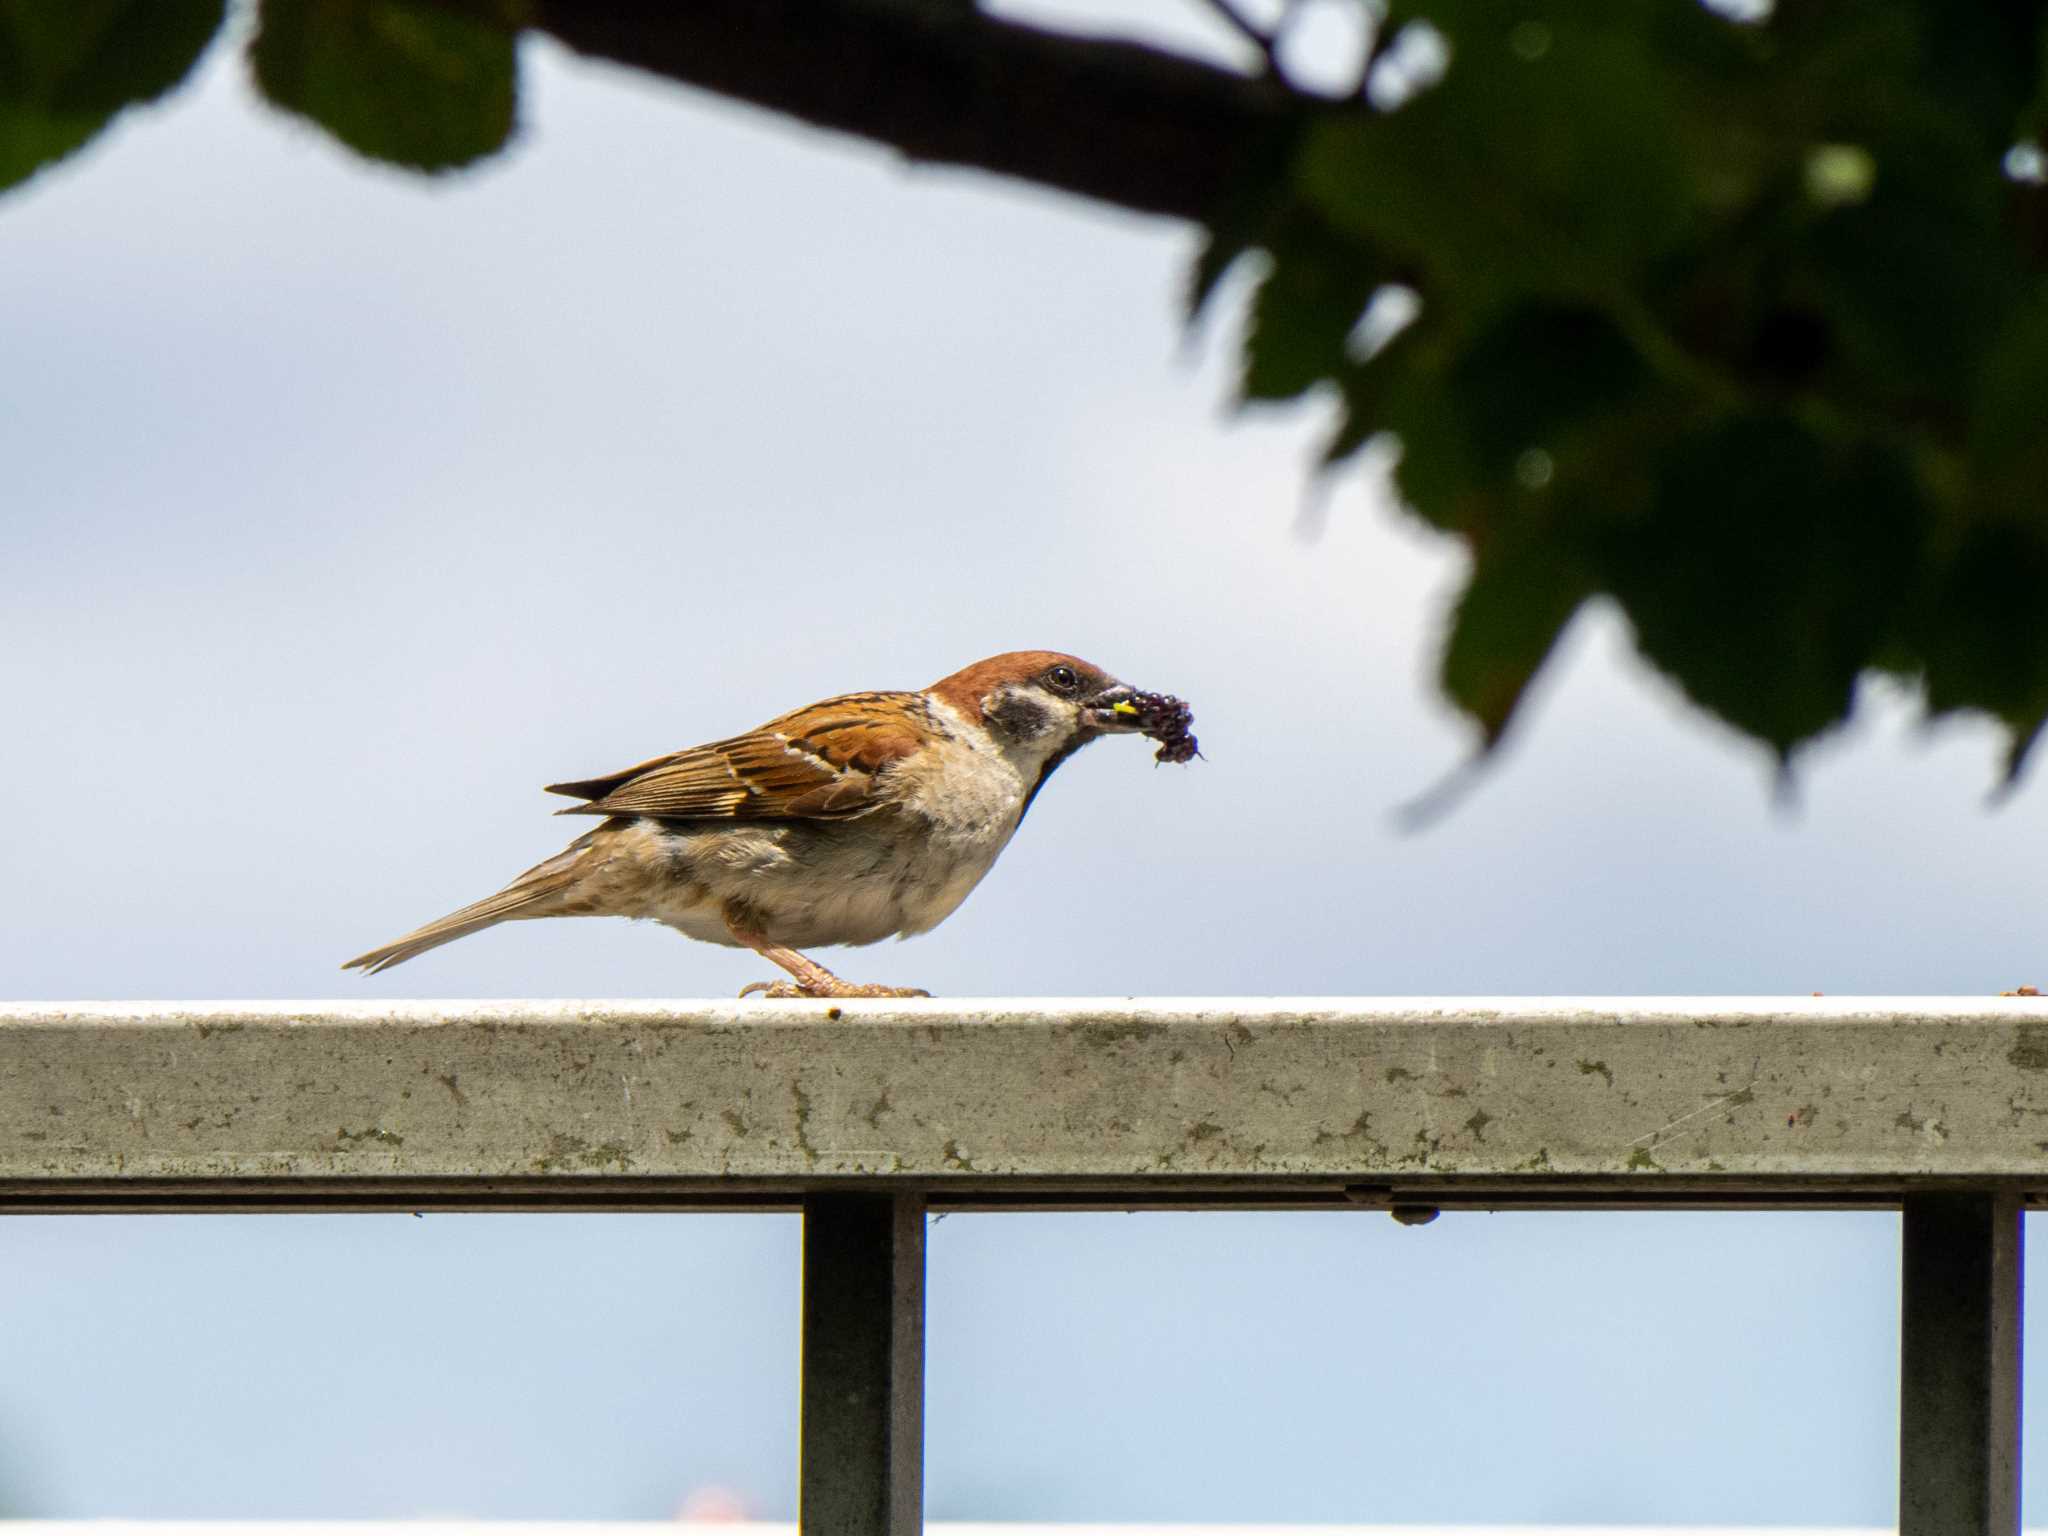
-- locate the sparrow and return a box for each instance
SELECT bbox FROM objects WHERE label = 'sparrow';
[342,651,1197,998]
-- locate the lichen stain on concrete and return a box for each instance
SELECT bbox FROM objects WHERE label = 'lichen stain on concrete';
[535,1132,586,1169]
[721,1108,748,1138]
[536,1132,634,1172]
[2008,1024,2048,1071]
[1185,1119,1225,1144]
[1513,1147,1553,1172]
[663,1127,694,1145]
[335,1127,403,1148]
[1624,1146,1662,1172]
[942,1138,976,1171]
[1316,1110,1390,1162]
[1397,1128,1442,1170]
[791,1083,817,1164]
[1576,1058,1615,1088]
[1384,1066,1416,1084]
[1463,1108,1493,1142]
[436,1073,467,1107]
[864,1088,893,1129]
[1894,1107,1949,1143]
[192,1021,245,1040]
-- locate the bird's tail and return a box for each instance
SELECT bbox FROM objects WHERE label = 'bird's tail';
[341,839,593,975]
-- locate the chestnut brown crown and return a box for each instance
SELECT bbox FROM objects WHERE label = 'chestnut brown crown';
[927,650,1114,717]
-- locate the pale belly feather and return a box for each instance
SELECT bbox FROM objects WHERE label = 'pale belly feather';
[622,708,1048,951]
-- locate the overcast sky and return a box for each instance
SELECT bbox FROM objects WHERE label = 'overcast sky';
[3,1,2045,1524]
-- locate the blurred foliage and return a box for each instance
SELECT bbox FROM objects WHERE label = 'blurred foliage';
[3,0,2046,785]
[0,0,223,190]
[1205,0,2048,782]
[0,0,517,193]
[250,0,518,171]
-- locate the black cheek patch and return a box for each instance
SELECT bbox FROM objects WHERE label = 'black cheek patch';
[984,689,1057,741]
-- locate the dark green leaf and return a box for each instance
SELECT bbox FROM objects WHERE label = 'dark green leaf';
[1239,212,1387,403]
[2007,717,2047,786]
[1770,3,2045,162]
[0,0,224,193]
[1909,519,2048,784]
[1184,116,1306,325]
[1226,3,2048,789]
[1431,304,1655,496]
[1968,290,2048,517]
[1299,2,1756,308]
[1355,301,1663,538]
[251,0,518,173]
[1187,228,1248,325]
[1600,417,1930,757]
[0,101,100,190]
[1440,533,1591,747]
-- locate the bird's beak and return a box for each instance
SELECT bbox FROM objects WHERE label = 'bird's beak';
[1082,683,1144,733]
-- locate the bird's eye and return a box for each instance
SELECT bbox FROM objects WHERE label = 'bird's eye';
[1045,665,1080,694]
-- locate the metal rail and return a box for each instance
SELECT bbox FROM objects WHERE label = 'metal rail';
[4,997,2044,1534]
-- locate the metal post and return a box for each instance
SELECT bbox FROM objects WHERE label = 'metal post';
[1899,1191,2023,1536]
[801,1191,925,1536]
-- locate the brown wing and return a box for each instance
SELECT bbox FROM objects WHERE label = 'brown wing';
[545,691,931,821]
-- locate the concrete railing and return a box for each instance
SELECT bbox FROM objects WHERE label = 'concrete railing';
[4,998,2044,1534]
[0,1525,1971,1535]
[0,1526,1996,1536]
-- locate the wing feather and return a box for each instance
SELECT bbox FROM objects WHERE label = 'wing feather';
[545,692,933,822]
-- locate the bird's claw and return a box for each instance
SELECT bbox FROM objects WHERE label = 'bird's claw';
[739,980,931,1000]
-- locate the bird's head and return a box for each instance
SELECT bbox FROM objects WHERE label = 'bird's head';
[928,650,1155,764]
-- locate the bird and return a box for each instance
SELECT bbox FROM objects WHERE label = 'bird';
[342,651,1195,997]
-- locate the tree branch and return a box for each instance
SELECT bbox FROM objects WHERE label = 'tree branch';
[530,0,1297,222]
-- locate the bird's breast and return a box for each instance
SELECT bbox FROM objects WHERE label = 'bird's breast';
[639,728,1038,949]
[870,727,1050,938]
[887,726,1036,851]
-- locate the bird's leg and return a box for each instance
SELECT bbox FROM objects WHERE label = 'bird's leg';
[727,920,930,1000]
[736,939,847,997]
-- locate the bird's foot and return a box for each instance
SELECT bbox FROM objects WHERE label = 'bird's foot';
[739,979,931,1000]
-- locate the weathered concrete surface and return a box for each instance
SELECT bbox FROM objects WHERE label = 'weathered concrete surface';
[3,998,2047,1206]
